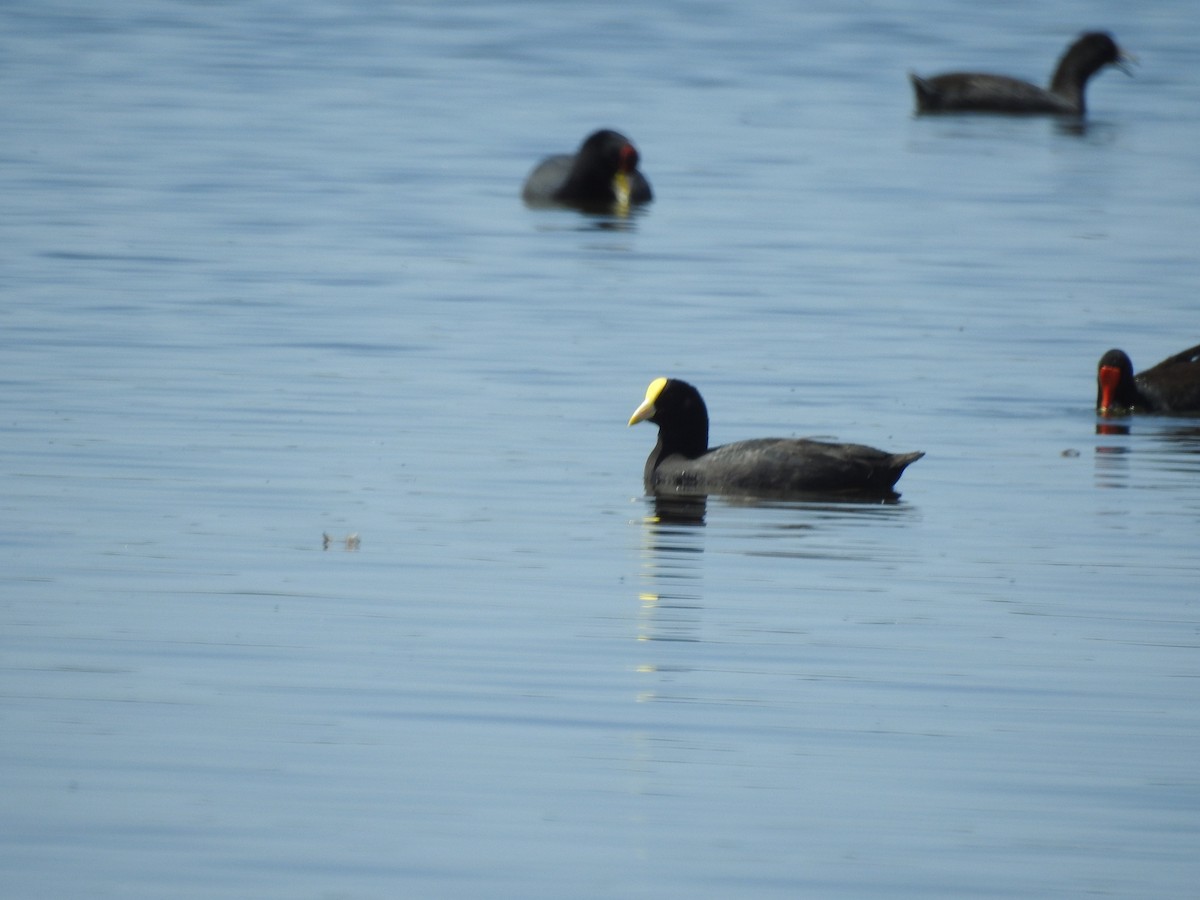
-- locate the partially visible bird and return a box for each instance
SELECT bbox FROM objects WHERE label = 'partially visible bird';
[628,378,923,500]
[910,31,1133,116]
[521,129,652,214]
[1097,344,1200,416]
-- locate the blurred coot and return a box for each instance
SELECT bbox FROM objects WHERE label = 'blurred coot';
[910,31,1132,116]
[521,129,652,214]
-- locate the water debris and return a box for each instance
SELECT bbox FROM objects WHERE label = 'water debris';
[322,532,361,551]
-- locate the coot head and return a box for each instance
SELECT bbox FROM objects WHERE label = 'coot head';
[1097,348,1138,414]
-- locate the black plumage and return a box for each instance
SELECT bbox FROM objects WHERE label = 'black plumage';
[1097,344,1200,415]
[521,129,652,214]
[628,378,923,500]
[910,32,1132,116]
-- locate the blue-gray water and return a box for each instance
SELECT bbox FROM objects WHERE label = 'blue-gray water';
[3,1,1200,897]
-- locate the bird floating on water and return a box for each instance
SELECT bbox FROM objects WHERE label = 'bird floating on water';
[628,378,923,501]
[1096,344,1200,416]
[521,129,652,214]
[910,31,1133,116]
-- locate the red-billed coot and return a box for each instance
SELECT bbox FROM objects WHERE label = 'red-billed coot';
[521,129,652,214]
[1097,344,1200,416]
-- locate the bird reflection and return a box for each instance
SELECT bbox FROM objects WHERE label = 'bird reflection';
[585,214,644,233]
[636,495,706,650]
[1094,418,1200,488]
[1158,424,1200,452]
[1096,418,1200,448]
[650,493,707,526]
[530,209,648,235]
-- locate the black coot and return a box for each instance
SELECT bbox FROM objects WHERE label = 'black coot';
[628,378,923,500]
[1097,344,1200,415]
[910,32,1132,116]
[521,129,652,214]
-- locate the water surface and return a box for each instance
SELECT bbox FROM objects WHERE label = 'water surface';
[3,1,1200,897]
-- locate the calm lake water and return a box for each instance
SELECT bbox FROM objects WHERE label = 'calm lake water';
[3,1,1200,897]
